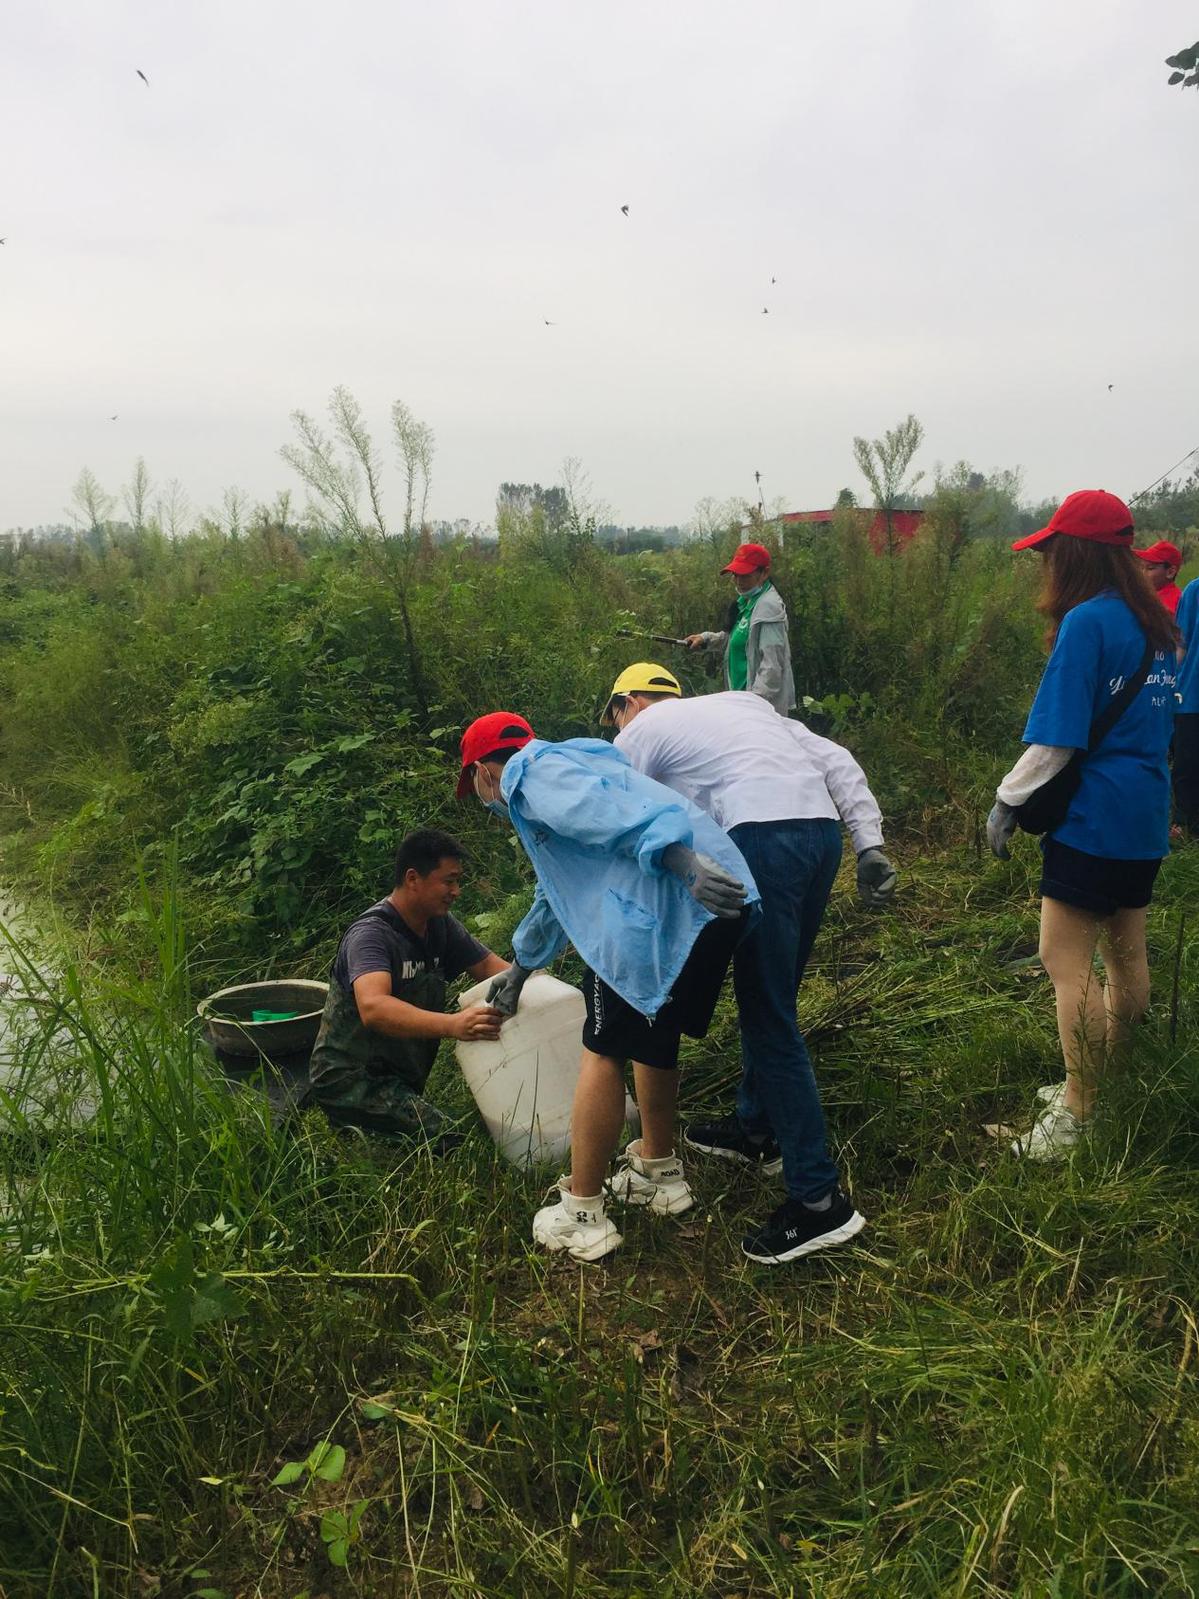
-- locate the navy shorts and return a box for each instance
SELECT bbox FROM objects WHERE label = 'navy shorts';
[1040,837,1162,917]
[580,914,743,1070]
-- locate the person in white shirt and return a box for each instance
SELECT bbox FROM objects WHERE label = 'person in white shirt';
[603,663,897,1265]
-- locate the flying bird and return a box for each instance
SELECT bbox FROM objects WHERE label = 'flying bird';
[1107,383,1113,391]
[762,307,769,315]
[544,319,556,326]
[136,69,149,85]
[771,276,776,284]
[620,205,629,216]
[110,414,119,421]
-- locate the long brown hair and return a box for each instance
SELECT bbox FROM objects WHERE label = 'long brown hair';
[1037,537,1179,652]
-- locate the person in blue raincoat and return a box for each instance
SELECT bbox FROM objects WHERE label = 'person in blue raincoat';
[456,711,760,1262]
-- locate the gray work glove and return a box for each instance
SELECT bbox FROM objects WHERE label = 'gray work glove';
[856,847,898,907]
[987,799,1017,861]
[662,842,748,919]
[486,961,532,1018]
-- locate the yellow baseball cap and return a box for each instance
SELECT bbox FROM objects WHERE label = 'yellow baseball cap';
[601,662,682,725]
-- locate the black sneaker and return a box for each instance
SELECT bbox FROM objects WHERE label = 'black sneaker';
[684,1113,783,1176]
[741,1189,866,1264]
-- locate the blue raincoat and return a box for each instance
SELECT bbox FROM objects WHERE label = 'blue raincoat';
[501,738,760,1018]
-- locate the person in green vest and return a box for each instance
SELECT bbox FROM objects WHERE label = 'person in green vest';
[684,542,796,714]
[307,828,509,1143]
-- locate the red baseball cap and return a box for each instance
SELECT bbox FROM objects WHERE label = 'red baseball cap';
[722,541,771,575]
[1010,489,1134,552]
[456,711,534,797]
[1133,540,1182,569]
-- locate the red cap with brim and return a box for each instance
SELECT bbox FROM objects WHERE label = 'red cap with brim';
[1133,540,1182,568]
[721,541,771,575]
[456,711,534,797]
[1011,489,1135,552]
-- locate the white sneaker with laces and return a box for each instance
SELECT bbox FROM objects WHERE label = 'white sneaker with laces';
[532,1181,622,1262]
[1035,1082,1066,1108]
[608,1139,695,1215]
[1011,1103,1089,1162]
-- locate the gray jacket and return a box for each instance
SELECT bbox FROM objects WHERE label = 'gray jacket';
[699,584,796,716]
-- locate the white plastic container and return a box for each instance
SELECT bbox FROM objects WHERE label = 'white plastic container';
[455,972,639,1168]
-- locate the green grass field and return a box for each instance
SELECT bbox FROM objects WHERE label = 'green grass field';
[2,838,1196,1598]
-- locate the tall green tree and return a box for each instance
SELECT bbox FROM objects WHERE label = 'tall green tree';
[122,457,154,536]
[281,386,429,717]
[852,413,925,558]
[1165,40,1199,90]
[68,466,115,539]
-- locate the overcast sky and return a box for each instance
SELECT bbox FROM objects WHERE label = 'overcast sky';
[2,1,1197,532]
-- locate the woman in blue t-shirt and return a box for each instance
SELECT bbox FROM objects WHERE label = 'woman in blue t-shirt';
[987,490,1179,1161]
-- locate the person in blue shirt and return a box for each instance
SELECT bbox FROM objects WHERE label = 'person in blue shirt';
[456,711,760,1261]
[1173,575,1199,835]
[987,490,1179,1160]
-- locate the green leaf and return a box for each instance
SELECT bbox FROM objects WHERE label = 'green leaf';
[320,1510,347,1542]
[283,752,324,777]
[192,1589,228,1598]
[358,1400,389,1420]
[148,1233,196,1341]
[326,1539,349,1568]
[334,732,376,751]
[271,1460,305,1486]
[1168,70,1185,84]
[192,1271,245,1328]
[313,1442,346,1482]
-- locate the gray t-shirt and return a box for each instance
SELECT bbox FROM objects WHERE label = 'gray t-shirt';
[308,901,487,1091]
[332,900,486,995]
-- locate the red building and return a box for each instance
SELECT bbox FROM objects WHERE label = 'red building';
[780,507,925,554]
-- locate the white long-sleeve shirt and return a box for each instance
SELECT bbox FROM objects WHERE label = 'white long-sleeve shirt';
[614,691,885,853]
[996,744,1073,805]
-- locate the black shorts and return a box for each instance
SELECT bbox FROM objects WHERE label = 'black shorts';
[580,915,743,1071]
[1039,837,1162,917]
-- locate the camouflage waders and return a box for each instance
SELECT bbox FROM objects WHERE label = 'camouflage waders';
[307,968,452,1141]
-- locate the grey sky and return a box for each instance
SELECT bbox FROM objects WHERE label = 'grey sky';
[2,0,1196,531]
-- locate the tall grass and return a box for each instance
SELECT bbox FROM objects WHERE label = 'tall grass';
[1,846,1197,1596]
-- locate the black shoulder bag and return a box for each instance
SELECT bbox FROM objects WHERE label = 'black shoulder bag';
[1013,639,1155,836]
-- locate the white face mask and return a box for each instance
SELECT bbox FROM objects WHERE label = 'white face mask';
[476,764,510,819]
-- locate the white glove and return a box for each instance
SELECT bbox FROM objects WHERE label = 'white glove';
[856,848,898,907]
[987,800,1017,861]
[485,961,532,1017]
[662,843,748,919]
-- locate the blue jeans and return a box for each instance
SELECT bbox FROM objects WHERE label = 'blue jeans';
[728,818,842,1202]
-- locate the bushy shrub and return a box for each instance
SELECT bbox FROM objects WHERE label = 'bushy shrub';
[0,502,1050,974]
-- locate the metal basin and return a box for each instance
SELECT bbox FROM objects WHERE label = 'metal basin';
[197,979,328,1060]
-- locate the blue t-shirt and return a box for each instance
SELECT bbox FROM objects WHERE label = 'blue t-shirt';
[1177,578,1199,713]
[1023,592,1176,860]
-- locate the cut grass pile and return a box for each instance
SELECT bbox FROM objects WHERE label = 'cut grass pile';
[0,843,1197,1597]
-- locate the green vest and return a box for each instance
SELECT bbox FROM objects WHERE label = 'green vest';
[727,581,769,691]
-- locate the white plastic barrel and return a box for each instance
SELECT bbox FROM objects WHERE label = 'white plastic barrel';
[455,972,639,1168]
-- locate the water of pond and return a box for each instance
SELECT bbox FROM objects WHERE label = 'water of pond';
[0,895,38,1078]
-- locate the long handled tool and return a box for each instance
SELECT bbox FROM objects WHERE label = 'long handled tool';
[615,628,692,647]
[1128,444,1198,505]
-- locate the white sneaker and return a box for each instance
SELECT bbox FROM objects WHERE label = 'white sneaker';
[1035,1082,1066,1108]
[532,1182,622,1262]
[608,1139,695,1216]
[1011,1104,1089,1162]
